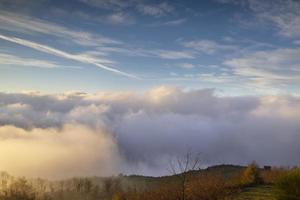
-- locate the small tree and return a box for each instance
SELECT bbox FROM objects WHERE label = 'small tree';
[240,161,262,186]
[168,151,201,200]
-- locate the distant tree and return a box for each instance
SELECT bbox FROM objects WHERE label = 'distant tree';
[168,151,201,200]
[103,177,122,199]
[1,177,36,200]
[35,178,47,193]
[82,178,93,194]
[91,184,100,199]
[103,178,113,194]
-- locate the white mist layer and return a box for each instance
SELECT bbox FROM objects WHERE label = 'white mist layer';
[0,124,120,179]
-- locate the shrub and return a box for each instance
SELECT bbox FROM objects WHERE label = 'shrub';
[275,168,300,200]
[186,174,239,200]
[261,167,286,184]
[116,174,240,200]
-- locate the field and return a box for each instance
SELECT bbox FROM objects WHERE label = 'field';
[234,185,276,200]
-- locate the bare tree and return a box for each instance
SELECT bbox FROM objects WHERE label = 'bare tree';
[168,151,201,200]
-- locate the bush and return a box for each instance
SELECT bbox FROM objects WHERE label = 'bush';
[115,174,240,200]
[261,167,286,184]
[186,174,239,200]
[275,168,300,200]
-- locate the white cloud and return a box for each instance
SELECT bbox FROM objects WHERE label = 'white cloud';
[0,53,61,69]
[94,46,195,60]
[106,12,135,25]
[137,2,174,17]
[179,63,195,69]
[294,40,300,45]
[161,18,186,26]
[224,48,300,84]
[0,34,138,78]
[163,72,239,86]
[149,18,186,27]
[182,39,237,54]
[156,50,195,59]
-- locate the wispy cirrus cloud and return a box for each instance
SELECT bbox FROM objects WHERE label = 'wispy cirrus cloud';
[94,46,196,60]
[217,0,300,39]
[247,0,300,39]
[136,2,174,17]
[181,39,237,55]
[155,50,195,59]
[0,11,121,46]
[0,34,138,78]
[0,52,79,69]
[224,47,300,88]
[161,18,186,26]
[79,0,175,19]
[178,63,195,69]
[79,0,175,18]
[106,12,136,25]
[79,0,132,10]
[149,18,186,27]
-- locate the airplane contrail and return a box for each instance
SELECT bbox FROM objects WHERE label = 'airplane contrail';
[0,34,139,79]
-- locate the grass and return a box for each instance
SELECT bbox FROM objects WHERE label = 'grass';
[234,185,276,200]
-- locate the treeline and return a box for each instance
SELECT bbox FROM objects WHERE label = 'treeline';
[0,164,300,200]
[0,172,125,200]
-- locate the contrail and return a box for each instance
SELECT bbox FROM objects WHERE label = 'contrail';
[0,34,139,79]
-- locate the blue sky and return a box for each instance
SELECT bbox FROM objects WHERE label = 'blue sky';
[0,0,300,95]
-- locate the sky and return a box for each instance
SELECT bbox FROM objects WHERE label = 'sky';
[0,0,299,95]
[0,0,300,179]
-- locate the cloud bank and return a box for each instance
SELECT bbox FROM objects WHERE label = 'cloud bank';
[0,86,300,178]
[0,124,120,179]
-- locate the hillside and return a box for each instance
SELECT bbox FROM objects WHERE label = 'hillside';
[112,164,245,190]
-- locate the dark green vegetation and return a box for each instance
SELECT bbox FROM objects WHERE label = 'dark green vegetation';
[0,164,299,200]
[274,168,300,200]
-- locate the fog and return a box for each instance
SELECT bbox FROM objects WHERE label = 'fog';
[0,86,299,178]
